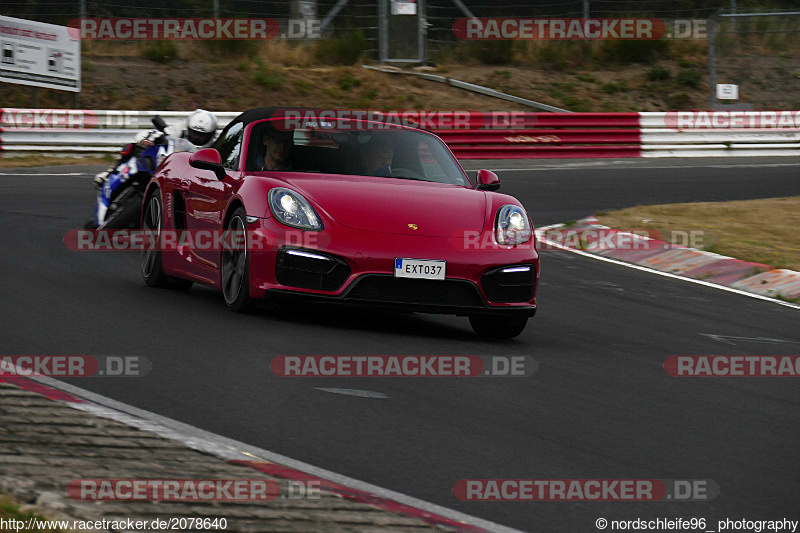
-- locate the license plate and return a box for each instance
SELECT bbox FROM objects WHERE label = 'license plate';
[394,258,446,280]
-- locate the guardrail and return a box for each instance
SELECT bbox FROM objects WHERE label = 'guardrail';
[1,109,798,159]
[437,112,642,159]
[639,111,800,158]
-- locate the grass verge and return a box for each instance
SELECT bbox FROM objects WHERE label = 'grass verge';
[595,197,800,271]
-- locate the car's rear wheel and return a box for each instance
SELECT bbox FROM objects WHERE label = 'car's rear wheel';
[221,207,254,313]
[141,192,192,290]
[469,314,528,339]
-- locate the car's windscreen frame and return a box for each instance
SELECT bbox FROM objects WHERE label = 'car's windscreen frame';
[242,118,473,187]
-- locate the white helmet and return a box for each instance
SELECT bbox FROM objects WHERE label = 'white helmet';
[185,109,218,146]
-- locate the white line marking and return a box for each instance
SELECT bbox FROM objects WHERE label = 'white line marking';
[699,334,794,345]
[315,388,390,398]
[535,224,800,310]
[468,163,800,172]
[0,172,88,176]
[20,375,522,533]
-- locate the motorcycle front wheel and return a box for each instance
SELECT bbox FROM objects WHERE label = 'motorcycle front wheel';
[99,190,143,230]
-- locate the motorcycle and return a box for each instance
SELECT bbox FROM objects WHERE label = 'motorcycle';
[85,116,172,230]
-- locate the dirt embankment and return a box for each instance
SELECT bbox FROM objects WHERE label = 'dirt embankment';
[0,41,718,113]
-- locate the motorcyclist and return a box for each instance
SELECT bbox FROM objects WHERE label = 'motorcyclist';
[93,109,219,188]
[168,108,219,153]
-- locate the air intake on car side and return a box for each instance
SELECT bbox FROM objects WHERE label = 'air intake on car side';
[481,265,536,303]
[276,247,350,291]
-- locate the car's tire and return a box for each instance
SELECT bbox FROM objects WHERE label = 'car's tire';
[469,314,528,339]
[140,191,192,290]
[221,207,254,313]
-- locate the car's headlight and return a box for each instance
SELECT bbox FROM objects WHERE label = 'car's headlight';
[268,188,323,231]
[495,204,532,245]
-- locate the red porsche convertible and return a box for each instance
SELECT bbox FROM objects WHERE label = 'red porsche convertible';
[140,108,539,338]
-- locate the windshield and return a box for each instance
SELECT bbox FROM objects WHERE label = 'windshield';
[246,119,471,187]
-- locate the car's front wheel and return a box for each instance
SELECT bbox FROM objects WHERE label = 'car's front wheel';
[141,192,192,290]
[469,314,528,339]
[221,207,254,313]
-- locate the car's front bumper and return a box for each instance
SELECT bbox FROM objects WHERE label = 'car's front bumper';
[247,217,539,316]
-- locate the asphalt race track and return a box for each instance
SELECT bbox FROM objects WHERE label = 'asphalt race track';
[1,157,799,531]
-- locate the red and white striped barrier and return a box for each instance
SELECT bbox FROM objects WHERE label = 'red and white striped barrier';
[1,108,798,159]
[537,216,800,303]
[441,111,800,158]
[438,112,642,159]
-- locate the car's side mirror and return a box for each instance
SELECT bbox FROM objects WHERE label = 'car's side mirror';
[189,148,226,180]
[475,169,500,191]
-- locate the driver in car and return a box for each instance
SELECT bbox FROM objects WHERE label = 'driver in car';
[360,138,395,177]
[257,129,294,171]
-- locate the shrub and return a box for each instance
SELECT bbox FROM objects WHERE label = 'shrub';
[601,81,628,94]
[202,40,259,58]
[600,39,668,64]
[254,68,285,90]
[143,41,178,63]
[665,92,691,109]
[561,95,589,111]
[676,68,701,88]
[536,43,567,70]
[646,66,671,81]
[467,40,514,65]
[294,79,312,95]
[315,31,366,65]
[338,72,360,90]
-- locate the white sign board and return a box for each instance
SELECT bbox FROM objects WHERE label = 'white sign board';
[391,0,418,15]
[716,84,739,100]
[0,15,81,92]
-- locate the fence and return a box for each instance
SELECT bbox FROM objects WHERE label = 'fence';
[4,2,800,112]
[2,108,798,159]
[708,11,800,109]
